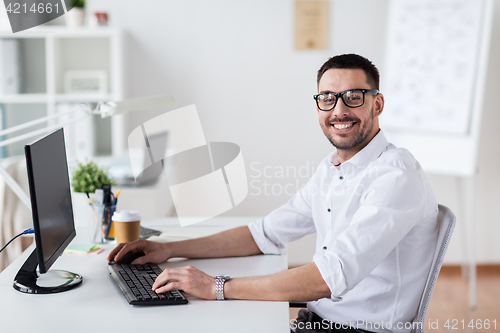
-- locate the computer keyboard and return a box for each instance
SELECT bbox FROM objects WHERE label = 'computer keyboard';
[139,226,162,239]
[108,262,188,305]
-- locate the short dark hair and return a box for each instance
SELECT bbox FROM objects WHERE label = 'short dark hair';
[317,54,380,90]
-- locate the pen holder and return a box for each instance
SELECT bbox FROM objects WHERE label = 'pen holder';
[91,204,105,244]
[103,204,117,241]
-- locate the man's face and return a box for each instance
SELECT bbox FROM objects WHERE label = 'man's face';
[317,68,383,159]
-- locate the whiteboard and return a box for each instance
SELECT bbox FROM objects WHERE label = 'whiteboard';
[381,0,494,176]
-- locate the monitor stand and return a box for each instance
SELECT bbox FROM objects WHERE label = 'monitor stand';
[13,249,82,294]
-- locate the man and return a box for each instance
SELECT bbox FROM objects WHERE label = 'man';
[108,54,438,333]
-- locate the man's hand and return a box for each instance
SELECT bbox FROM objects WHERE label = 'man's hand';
[108,226,261,265]
[105,226,265,301]
[108,240,217,299]
[107,239,170,265]
[152,265,216,300]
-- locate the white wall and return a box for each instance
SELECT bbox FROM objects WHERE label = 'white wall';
[425,0,500,264]
[85,0,500,264]
[85,0,388,212]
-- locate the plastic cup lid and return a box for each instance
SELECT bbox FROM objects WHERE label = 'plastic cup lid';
[112,210,141,222]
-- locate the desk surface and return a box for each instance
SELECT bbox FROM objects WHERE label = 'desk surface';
[0,217,290,333]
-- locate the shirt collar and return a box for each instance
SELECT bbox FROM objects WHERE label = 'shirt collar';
[329,130,389,169]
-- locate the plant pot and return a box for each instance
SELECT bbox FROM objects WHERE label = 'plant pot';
[71,191,93,227]
[65,8,85,28]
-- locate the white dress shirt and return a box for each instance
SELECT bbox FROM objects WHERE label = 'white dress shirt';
[248,130,438,333]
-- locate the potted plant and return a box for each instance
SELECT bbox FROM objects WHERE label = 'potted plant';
[71,161,115,226]
[71,161,115,194]
[65,0,86,27]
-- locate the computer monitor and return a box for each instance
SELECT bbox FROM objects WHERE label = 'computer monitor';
[13,128,82,294]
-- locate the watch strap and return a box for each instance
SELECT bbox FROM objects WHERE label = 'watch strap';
[214,275,230,300]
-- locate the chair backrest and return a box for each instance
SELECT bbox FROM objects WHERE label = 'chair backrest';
[411,204,456,333]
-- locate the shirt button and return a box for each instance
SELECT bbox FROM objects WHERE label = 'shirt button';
[339,176,344,180]
[323,246,327,250]
[327,208,331,212]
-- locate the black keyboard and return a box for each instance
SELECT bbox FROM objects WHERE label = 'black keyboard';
[108,263,188,306]
[139,226,162,239]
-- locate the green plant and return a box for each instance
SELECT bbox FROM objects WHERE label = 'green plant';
[71,0,85,8]
[71,161,115,193]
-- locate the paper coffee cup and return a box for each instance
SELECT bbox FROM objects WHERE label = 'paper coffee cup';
[112,210,141,244]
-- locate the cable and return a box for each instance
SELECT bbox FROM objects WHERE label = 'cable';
[0,228,34,254]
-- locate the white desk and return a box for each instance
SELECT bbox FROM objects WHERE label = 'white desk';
[0,217,290,333]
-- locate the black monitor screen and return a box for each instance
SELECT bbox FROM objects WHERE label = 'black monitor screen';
[25,128,75,274]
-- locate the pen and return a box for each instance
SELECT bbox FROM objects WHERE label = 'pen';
[105,189,121,239]
[104,203,113,239]
[112,189,121,206]
[84,190,95,208]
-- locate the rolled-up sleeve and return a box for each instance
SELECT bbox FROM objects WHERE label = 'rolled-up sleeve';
[248,173,319,255]
[248,219,282,255]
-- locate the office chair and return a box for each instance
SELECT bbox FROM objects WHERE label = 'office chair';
[290,204,456,333]
[410,204,455,333]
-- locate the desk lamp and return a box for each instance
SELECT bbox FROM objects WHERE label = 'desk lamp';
[0,94,176,210]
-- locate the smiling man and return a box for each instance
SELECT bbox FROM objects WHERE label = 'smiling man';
[315,60,383,163]
[108,54,439,333]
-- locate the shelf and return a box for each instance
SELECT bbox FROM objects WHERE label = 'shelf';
[0,94,116,104]
[0,27,121,38]
[0,94,48,103]
[55,94,114,103]
[0,27,124,159]
[0,32,47,39]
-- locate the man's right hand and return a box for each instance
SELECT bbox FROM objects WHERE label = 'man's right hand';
[107,239,171,265]
[107,226,261,265]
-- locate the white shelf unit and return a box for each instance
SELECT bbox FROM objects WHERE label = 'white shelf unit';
[0,27,124,159]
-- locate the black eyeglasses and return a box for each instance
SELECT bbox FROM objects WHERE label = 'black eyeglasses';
[313,89,379,111]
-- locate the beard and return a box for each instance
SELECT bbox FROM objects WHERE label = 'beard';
[321,106,375,151]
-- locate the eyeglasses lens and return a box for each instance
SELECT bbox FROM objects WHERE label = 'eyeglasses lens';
[343,90,364,107]
[317,94,337,110]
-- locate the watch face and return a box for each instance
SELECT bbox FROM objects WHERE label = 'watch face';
[215,275,230,280]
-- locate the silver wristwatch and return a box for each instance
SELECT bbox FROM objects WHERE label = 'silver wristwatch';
[214,275,231,300]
